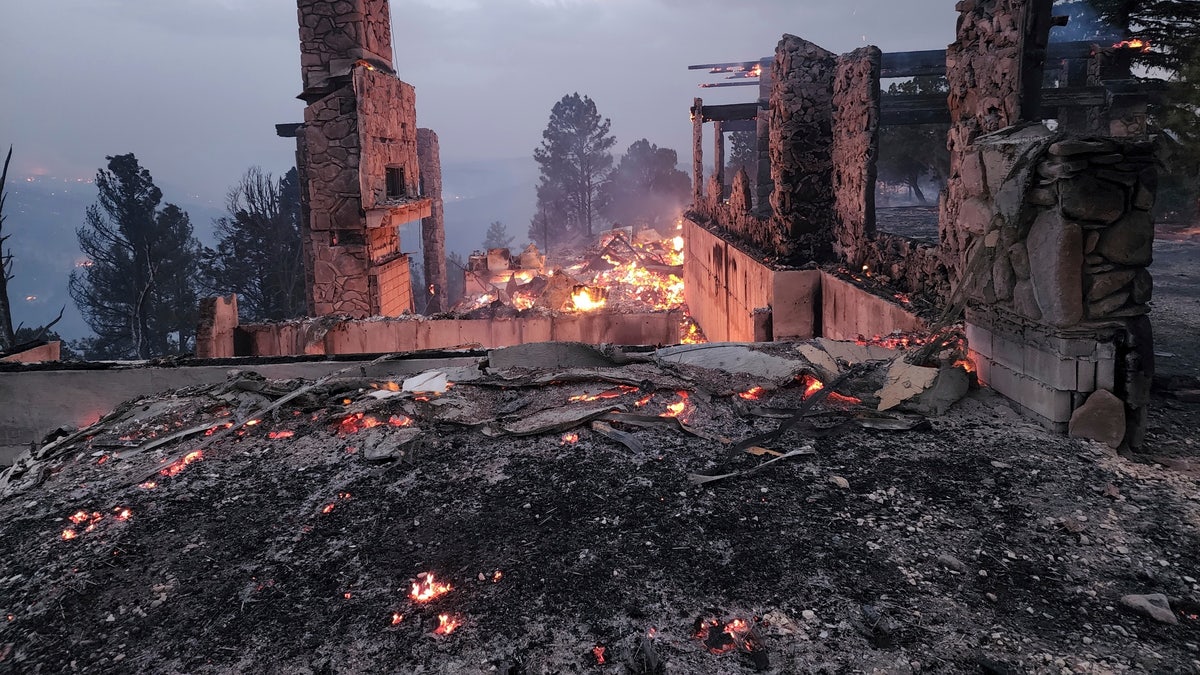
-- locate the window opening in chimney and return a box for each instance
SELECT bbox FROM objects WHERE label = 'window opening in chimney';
[386,167,405,200]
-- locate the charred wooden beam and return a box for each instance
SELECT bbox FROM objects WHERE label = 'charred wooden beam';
[699,103,759,122]
[880,83,1161,126]
[720,119,757,133]
[699,81,760,89]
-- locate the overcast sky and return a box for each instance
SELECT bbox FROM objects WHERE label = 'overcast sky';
[1,0,955,206]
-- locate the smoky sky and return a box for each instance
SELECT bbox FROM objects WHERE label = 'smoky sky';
[0,0,954,206]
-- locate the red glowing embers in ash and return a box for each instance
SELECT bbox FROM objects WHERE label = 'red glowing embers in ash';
[435,614,461,635]
[160,450,203,477]
[592,645,607,664]
[661,391,691,419]
[694,616,766,663]
[410,572,452,603]
[61,507,131,540]
[797,374,861,405]
[738,386,766,401]
[268,430,295,440]
[320,492,352,515]
[338,412,413,434]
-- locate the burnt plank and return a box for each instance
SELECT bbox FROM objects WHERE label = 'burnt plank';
[700,102,760,122]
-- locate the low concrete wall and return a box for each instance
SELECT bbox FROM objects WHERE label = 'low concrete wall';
[683,218,820,342]
[233,311,683,357]
[0,355,482,466]
[820,273,927,341]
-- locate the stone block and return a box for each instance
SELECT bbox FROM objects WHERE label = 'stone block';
[1024,343,1078,391]
[1077,360,1096,393]
[975,354,1074,424]
[1027,210,1083,327]
[1096,210,1153,266]
[958,197,993,235]
[1061,175,1125,224]
[1088,269,1136,301]
[965,322,992,357]
[1068,389,1126,449]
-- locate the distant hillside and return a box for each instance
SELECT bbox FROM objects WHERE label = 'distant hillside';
[4,178,221,340]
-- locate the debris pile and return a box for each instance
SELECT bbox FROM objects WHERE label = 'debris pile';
[0,338,1197,672]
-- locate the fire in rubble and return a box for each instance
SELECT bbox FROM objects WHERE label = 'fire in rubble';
[435,614,461,635]
[694,616,761,656]
[661,391,691,419]
[798,374,862,405]
[560,433,580,445]
[268,430,295,440]
[738,386,766,401]
[568,385,639,403]
[410,572,452,603]
[1113,38,1151,52]
[592,645,607,665]
[160,450,203,478]
[391,612,404,626]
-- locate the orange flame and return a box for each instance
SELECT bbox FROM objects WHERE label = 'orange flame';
[391,612,404,625]
[205,422,234,436]
[1113,38,1150,52]
[561,433,579,445]
[661,391,690,419]
[338,412,385,434]
[571,287,607,312]
[389,415,414,427]
[738,386,766,401]
[61,529,77,540]
[160,450,203,478]
[268,430,295,440]
[492,570,503,583]
[798,374,861,405]
[115,508,132,521]
[435,614,461,635]
[410,573,452,603]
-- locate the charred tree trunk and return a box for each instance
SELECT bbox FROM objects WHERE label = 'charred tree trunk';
[0,146,17,350]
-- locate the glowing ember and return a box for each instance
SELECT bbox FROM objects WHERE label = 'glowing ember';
[635,394,654,407]
[410,572,452,603]
[593,645,607,665]
[893,293,911,304]
[268,430,295,439]
[568,386,639,403]
[388,415,414,427]
[61,529,77,540]
[953,357,976,373]
[571,287,607,312]
[798,374,862,405]
[245,419,261,426]
[435,614,461,635]
[695,617,756,655]
[115,508,132,521]
[661,391,690,418]
[205,422,234,436]
[160,450,203,478]
[391,612,404,625]
[344,592,352,599]
[139,481,157,490]
[96,455,109,466]
[338,412,386,434]
[1113,38,1150,52]
[560,433,580,445]
[492,570,503,583]
[738,386,766,401]
[321,503,336,514]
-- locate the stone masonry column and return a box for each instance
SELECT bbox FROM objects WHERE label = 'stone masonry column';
[417,128,448,314]
[692,97,705,206]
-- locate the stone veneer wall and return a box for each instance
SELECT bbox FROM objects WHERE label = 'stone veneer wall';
[963,128,1157,446]
[297,0,394,93]
[942,0,1027,283]
[294,0,428,319]
[831,46,880,268]
[770,35,836,261]
[417,129,448,313]
[690,35,837,262]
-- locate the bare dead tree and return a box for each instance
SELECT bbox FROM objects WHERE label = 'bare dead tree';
[0,146,17,350]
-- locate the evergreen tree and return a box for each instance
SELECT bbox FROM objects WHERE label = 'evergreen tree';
[726,130,757,195]
[532,93,616,243]
[202,167,306,321]
[69,154,202,359]
[483,221,514,250]
[877,76,951,204]
[601,139,691,228]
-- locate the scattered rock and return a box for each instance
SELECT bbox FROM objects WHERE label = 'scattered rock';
[1120,593,1178,625]
[1068,390,1126,449]
[937,553,968,573]
[829,476,850,490]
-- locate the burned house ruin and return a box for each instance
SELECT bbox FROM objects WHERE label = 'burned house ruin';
[685,0,1159,448]
[276,0,446,319]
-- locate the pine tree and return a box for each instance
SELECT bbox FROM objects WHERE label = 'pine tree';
[532,93,617,243]
[601,139,691,229]
[483,221,514,250]
[69,154,202,359]
[202,167,306,321]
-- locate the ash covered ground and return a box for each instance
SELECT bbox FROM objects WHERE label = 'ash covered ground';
[1,341,1198,674]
